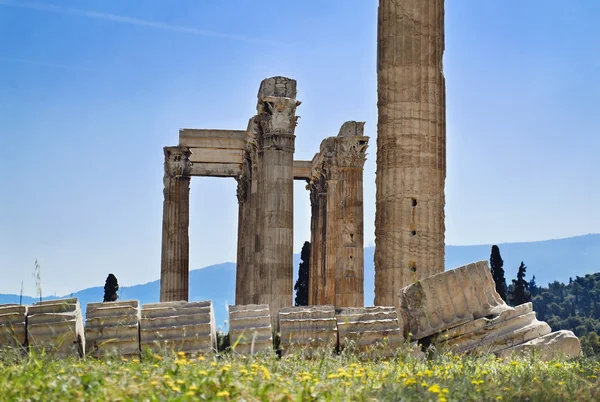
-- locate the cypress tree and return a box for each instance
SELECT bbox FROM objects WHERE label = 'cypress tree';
[294,241,311,306]
[103,273,119,302]
[508,262,531,306]
[490,245,508,301]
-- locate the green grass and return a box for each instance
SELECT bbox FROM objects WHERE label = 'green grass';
[1,347,599,401]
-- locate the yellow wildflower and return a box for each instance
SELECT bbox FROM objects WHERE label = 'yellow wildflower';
[216,391,230,397]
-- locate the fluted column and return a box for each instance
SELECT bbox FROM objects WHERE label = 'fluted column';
[308,122,368,307]
[160,146,192,302]
[236,119,259,305]
[334,123,368,307]
[308,176,325,305]
[375,0,446,307]
[253,77,300,321]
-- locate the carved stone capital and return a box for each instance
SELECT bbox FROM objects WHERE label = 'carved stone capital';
[164,146,192,178]
[255,77,301,153]
[335,137,369,168]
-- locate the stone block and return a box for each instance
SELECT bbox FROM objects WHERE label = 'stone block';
[0,304,27,347]
[335,306,403,358]
[139,301,216,355]
[228,304,273,355]
[398,260,509,340]
[85,300,140,357]
[497,330,582,361]
[433,303,552,354]
[278,305,337,357]
[27,299,84,358]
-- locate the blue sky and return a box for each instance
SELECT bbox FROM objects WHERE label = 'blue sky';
[1,0,598,296]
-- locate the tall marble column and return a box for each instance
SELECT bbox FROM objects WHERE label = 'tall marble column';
[253,77,300,320]
[308,122,368,307]
[235,119,259,305]
[375,0,446,307]
[333,122,368,307]
[160,146,192,302]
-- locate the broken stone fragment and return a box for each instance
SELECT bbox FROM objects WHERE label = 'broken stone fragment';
[27,298,85,358]
[398,261,509,340]
[335,306,403,358]
[228,304,273,355]
[278,305,337,357]
[139,301,216,355]
[85,300,140,357]
[0,304,27,347]
[496,330,582,360]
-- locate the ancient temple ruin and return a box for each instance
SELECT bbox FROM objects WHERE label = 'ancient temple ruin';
[374,0,447,308]
[160,76,369,320]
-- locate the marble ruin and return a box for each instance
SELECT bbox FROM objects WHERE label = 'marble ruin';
[308,122,368,307]
[160,76,369,320]
[26,298,84,358]
[0,305,27,348]
[398,261,581,359]
[374,0,447,308]
[0,266,582,360]
[85,300,140,357]
[228,304,273,355]
[0,1,583,364]
[278,305,338,357]
[336,307,403,358]
[140,301,216,355]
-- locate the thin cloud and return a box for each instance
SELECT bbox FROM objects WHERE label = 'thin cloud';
[0,0,280,46]
[0,57,97,72]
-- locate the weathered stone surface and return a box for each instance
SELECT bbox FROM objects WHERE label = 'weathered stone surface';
[0,304,27,347]
[308,122,369,308]
[27,298,84,358]
[399,261,508,340]
[140,301,216,354]
[252,77,301,325]
[433,303,552,354]
[336,307,403,358]
[228,304,273,355]
[85,300,140,357]
[375,0,447,309]
[160,146,192,302]
[497,330,582,360]
[278,305,337,357]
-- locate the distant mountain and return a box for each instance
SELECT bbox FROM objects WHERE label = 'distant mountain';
[2,234,598,330]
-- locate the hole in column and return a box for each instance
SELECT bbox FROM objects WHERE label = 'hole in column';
[410,230,417,236]
[411,198,417,207]
[409,261,417,273]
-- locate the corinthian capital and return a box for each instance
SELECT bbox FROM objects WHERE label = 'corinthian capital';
[335,138,369,168]
[164,146,192,177]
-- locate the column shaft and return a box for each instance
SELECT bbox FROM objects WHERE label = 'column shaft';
[160,147,192,302]
[375,0,446,308]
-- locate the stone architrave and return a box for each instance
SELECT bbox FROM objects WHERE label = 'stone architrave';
[228,304,273,355]
[252,77,301,323]
[308,122,368,307]
[278,305,337,357]
[160,146,192,302]
[335,306,403,358]
[27,298,85,358]
[375,0,447,308]
[139,301,216,355]
[85,300,140,357]
[0,304,27,347]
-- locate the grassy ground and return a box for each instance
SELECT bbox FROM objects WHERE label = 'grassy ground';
[1,346,599,401]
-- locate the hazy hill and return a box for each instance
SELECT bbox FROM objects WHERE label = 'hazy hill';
[1,234,598,329]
